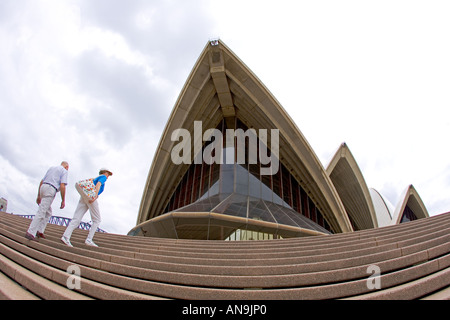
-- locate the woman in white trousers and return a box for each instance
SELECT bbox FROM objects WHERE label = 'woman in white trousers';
[61,168,112,247]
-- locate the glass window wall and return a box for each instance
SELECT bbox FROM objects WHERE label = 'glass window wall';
[400,205,418,223]
[164,118,333,234]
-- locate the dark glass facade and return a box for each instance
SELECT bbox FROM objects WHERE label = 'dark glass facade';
[162,118,333,238]
[400,205,418,223]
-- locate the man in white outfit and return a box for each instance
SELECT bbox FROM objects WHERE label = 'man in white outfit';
[26,161,69,241]
[61,168,112,247]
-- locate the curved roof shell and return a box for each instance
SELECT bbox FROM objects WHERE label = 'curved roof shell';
[326,143,378,230]
[369,188,395,227]
[136,40,353,234]
[392,184,429,224]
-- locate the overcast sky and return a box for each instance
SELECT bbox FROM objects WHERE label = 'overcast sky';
[1,0,449,235]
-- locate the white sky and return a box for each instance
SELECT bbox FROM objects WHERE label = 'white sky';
[1,0,449,235]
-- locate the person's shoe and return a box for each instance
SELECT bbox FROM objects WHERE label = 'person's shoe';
[25,232,38,241]
[85,239,98,247]
[60,236,73,247]
[36,232,46,239]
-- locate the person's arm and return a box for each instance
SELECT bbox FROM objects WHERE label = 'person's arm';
[89,181,102,203]
[36,180,43,205]
[59,183,66,209]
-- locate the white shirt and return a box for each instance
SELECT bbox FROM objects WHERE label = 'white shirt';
[42,165,68,192]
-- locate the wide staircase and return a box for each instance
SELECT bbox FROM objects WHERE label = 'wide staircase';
[0,210,449,300]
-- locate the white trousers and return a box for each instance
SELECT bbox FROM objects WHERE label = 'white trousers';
[27,184,56,236]
[63,197,101,241]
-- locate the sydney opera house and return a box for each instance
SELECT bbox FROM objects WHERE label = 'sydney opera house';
[128,40,429,240]
[1,40,448,300]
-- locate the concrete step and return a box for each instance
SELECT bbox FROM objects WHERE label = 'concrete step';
[2,226,447,289]
[343,265,450,300]
[421,285,450,300]
[3,210,450,252]
[0,250,91,300]
[0,211,449,299]
[0,241,164,300]
[3,211,450,263]
[2,217,449,276]
[0,271,40,300]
